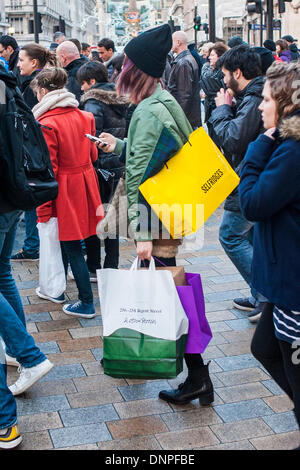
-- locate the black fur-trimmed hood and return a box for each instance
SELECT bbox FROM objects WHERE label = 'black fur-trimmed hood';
[81,82,129,107]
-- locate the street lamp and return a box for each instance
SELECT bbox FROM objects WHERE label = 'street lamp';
[8,27,15,36]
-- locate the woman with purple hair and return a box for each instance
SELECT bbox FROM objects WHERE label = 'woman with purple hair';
[98,24,214,407]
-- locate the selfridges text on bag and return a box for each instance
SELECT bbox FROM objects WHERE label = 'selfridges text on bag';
[98,257,189,379]
[0,70,58,212]
[140,118,240,239]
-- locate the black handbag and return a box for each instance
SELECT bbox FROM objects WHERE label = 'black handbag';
[97,168,115,203]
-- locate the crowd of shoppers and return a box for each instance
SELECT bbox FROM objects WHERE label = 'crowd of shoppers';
[0,25,299,449]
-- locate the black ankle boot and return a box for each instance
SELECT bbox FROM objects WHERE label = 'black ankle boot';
[159,362,214,406]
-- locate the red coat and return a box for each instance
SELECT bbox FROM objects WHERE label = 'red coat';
[37,107,103,241]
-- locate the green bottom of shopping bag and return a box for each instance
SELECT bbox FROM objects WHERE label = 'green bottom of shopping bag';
[103,328,187,379]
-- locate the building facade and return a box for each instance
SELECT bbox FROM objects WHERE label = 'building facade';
[223,16,244,44]
[168,0,196,42]
[5,0,72,46]
[0,0,9,35]
[4,0,98,47]
[70,0,98,45]
[168,0,244,43]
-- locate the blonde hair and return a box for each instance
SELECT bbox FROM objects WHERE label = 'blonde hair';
[201,42,214,55]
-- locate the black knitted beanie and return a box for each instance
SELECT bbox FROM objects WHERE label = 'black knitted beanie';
[124,24,172,78]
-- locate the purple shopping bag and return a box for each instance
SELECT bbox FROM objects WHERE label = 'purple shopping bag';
[176,273,213,354]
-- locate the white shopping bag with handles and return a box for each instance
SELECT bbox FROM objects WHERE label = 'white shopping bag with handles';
[37,218,66,299]
[97,257,189,379]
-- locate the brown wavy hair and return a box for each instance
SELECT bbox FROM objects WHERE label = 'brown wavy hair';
[266,61,300,121]
[211,42,229,58]
[275,39,289,53]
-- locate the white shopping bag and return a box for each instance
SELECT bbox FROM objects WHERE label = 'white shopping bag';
[97,257,189,379]
[37,218,66,299]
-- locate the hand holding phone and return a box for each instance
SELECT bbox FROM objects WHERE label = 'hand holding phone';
[96,133,117,153]
[85,134,108,146]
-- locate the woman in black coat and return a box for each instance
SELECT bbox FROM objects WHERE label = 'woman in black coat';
[200,42,228,146]
[17,43,57,109]
[77,61,129,279]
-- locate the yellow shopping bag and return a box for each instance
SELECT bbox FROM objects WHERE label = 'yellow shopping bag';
[139,127,240,239]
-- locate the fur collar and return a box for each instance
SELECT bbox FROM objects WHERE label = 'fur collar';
[81,87,129,106]
[279,114,300,141]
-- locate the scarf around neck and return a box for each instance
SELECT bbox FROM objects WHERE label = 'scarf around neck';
[32,88,79,120]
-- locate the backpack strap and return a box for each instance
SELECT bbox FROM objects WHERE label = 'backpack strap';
[0,79,6,110]
[155,98,192,147]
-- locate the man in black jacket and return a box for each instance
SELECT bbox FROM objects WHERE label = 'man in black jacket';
[56,41,87,101]
[0,35,22,87]
[209,45,268,322]
[167,31,201,129]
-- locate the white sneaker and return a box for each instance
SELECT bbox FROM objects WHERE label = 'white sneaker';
[5,354,20,367]
[36,287,65,304]
[9,359,54,396]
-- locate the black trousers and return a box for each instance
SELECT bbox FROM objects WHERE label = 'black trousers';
[144,255,204,371]
[85,235,119,272]
[251,303,300,428]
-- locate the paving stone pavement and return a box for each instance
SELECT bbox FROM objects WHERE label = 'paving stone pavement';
[7,208,300,451]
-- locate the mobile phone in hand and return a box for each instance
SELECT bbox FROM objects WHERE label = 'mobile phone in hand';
[85,134,108,146]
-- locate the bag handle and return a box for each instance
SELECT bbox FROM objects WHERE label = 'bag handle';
[130,257,156,272]
[155,98,192,147]
[153,256,168,267]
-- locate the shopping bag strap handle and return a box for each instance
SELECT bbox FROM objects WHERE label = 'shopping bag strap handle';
[153,256,168,267]
[155,98,192,147]
[130,257,156,272]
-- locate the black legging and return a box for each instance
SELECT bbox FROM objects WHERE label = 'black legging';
[85,235,119,271]
[144,255,204,371]
[251,303,300,427]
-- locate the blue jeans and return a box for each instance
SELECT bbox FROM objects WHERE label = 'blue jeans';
[219,209,267,305]
[61,240,94,304]
[23,209,39,254]
[0,211,46,429]
[0,343,16,430]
